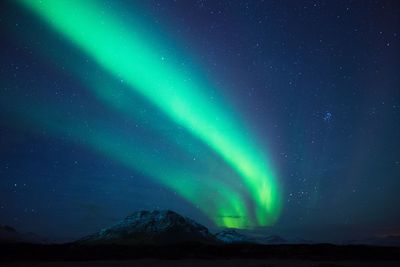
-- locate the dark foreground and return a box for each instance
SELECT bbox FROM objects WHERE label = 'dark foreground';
[1,243,399,266]
[2,259,400,267]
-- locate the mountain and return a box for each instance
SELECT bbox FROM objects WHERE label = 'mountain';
[0,225,46,244]
[215,229,251,243]
[346,235,400,247]
[77,210,217,245]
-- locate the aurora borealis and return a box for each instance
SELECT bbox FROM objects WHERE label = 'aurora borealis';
[1,0,399,242]
[1,0,282,229]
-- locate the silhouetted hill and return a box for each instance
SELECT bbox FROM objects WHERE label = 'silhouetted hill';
[0,225,46,244]
[346,235,400,247]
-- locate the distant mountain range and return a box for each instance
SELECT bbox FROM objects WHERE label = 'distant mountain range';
[2,210,400,247]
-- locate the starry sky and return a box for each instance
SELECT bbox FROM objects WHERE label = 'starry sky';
[0,0,399,243]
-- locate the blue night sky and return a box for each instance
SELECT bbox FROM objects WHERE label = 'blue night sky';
[0,0,399,243]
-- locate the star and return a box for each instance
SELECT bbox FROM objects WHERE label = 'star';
[323,111,332,122]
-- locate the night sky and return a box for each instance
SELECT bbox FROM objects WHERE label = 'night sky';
[0,0,399,243]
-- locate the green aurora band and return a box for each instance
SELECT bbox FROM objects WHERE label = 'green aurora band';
[17,0,281,227]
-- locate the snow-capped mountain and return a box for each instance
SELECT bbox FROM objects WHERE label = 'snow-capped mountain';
[77,210,217,245]
[214,229,251,243]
